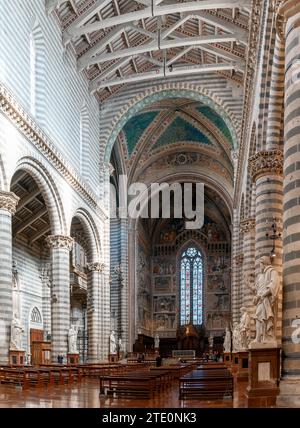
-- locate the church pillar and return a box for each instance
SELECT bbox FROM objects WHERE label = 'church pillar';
[86,262,105,362]
[128,226,137,351]
[240,218,256,308]
[0,192,19,364]
[45,235,73,362]
[231,208,241,324]
[277,0,300,405]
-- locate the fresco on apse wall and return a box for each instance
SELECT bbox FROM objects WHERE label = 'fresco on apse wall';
[206,293,230,312]
[153,261,175,275]
[154,276,172,293]
[153,296,176,313]
[206,313,230,330]
[154,313,177,330]
[137,242,151,331]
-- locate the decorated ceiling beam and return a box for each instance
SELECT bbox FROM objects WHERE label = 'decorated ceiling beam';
[90,62,240,93]
[45,0,67,14]
[63,0,250,42]
[79,34,241,69]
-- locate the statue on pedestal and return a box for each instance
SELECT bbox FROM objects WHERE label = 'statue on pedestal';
[10,314,24,350]
[110,330,117,354]
[246,256,280,344]
[223,327,231,353]
[118,337,124,353]
[232,322,241,352]
[68,325,78,354]
[209,334,214,348]
[154,334,160,349]
[239,307,251,349]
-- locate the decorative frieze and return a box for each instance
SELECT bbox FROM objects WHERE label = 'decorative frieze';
[249,150,283,181]
[87,262,105,272]
[0,191,20,214]
[240,218,256,234]
[45,235,74,251]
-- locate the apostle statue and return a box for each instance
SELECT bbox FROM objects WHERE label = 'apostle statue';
[223,327,231,353]
[239,307,251,349]
[232,322,241,352]
[246,256,280,344]
[154,334,160,349]
[10,314,24,350]
[110,330,117,354]
[209,334,214,348]
[68,325,78,354]
[118,337,124,353]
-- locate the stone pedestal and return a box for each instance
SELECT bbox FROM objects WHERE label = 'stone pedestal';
[67,353,79,365]
[109,354,118,363]
[223,352,232,368]
[236,350,249,381]
[245,346,280,407]
[9,350,25,365]
[231,352,239,374]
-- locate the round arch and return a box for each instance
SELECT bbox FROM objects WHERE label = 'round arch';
[103,87,240,163]
[11,156,66,235]
[70,208,102,263]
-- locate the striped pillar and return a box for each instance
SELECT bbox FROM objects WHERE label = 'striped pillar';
[86,262,104,362]
[231,208,241,325]
[0,192,19,364]
[278,2,300,401]
[120,217,128,353]
[128,226,137,350]
[240,218,256,308]
[46,235,73,362]
[249,151,283,345]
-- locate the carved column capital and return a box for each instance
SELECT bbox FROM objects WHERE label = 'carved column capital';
[45,235,74,251]
[272,0,300,40]
[240,218,256,234]
[249,150,283,181]
[234,254,244,266]
[0,191,19,214]
[87,262,105,272]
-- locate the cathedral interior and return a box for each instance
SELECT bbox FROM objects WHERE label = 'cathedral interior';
[0,0,300,409]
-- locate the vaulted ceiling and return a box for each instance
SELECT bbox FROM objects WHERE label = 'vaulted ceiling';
[48,0,250,102]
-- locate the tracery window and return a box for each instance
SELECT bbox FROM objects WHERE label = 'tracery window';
[180,247,203,325]
[31,307,42,324]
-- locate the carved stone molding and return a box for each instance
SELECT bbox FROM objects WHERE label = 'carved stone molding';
[87,262,105,272]
[45,235,74,251]
[249,150,283,181]
[240,218,256,234]
[0,191,20,214]
[0,84,107,220]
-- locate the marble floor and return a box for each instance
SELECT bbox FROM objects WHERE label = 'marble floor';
[0,378,248,408]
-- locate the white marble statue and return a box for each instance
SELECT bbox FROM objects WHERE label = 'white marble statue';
[223,327,231,353]
[209,334,214,348]
[68,325,78,354]
[118,337,124,353]
[110,330,117,354]
[246,256,280,344]
[232,322,241,352]
[239,307,251,349]
[154,334,160,349]
[10,314,24,350]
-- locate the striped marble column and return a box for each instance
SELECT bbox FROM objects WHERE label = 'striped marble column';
[231,208,242,325]
[249,151,283,346]
[120,217,129,353]
[128,226,137,350]
[240,218,256,308]
[0,192,19,364]
[280,0,300,385]
[86,262,104,362]
[46,235,73,362]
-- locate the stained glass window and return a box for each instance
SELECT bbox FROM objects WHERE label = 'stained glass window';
[180,247,203,325]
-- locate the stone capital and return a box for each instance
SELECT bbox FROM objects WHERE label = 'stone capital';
[0,191,20,214]
[272,0,300,40]
[234,254,244,266]
[248,150,283,181]
[240,218,256,234]
[87,262,105,272]
[45,235,74,251]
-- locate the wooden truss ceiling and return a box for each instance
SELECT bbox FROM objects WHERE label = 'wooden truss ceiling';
[11,171,51,247]
[47,0,251,101]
